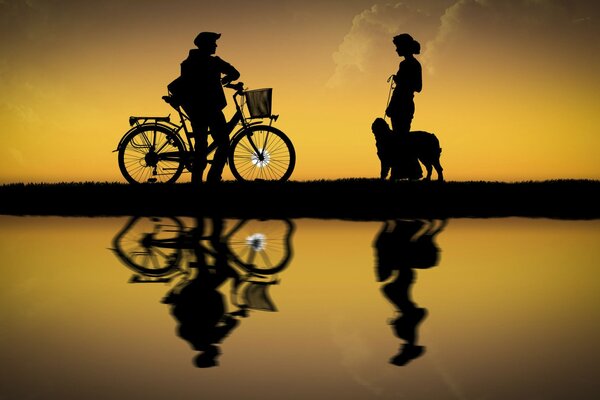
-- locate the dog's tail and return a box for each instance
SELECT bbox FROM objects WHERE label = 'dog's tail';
[429,133,442,156]
[428,132,442,155]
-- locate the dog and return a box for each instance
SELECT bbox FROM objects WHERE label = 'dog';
[371,117,444,182]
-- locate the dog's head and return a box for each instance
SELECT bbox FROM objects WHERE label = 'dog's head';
[371,117,392,141]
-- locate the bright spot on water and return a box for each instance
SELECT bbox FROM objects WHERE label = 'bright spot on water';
[246,233,266,251]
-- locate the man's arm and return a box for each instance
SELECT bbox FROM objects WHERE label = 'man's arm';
[216,57,241,85]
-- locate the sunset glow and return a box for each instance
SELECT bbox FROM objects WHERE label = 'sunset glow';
[1,0,598,183]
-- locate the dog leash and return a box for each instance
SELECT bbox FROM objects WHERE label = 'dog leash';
[384,75,395,121]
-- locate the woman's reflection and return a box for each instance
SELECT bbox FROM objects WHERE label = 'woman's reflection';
[373,219,446,366]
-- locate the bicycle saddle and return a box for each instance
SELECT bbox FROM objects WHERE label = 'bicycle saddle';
[162,95,180,108]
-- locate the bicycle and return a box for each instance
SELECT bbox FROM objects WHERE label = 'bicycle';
[111,216,294,282]
[110,216,295,307]
[114,82,296,184]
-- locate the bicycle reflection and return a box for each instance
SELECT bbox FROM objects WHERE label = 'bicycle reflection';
[111,216,295,367]
[373,219,446,366]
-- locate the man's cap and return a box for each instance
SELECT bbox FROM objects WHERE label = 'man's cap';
[194,32,221,47]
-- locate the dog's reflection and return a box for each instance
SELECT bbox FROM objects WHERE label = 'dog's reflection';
[373,219,446,366]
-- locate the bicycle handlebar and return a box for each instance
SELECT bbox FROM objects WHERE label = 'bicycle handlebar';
[224,81,245,92]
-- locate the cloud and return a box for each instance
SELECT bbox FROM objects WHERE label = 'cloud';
[422,0,597,73]
[327,2,439,87]
[328,0,598,84]
[0,0,53,45]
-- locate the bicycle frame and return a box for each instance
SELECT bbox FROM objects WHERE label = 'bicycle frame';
[117,83,277,158]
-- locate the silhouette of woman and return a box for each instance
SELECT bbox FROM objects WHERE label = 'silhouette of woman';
[385,33,423,180]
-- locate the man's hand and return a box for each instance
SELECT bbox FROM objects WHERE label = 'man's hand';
[224,81,244,91]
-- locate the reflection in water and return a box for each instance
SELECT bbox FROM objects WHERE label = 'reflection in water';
[2,216,599,398]
[374,219,447,366]
[111,215,295,367]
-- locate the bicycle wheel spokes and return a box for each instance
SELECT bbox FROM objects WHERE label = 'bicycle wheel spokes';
[229,126,296,181]
[225,219,294,274]
[112,216,184,276]
[118,125,186,184]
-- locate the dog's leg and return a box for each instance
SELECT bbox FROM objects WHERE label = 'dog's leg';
[381,161,390,180]
[433,159,444,182]
[423,162,433,181]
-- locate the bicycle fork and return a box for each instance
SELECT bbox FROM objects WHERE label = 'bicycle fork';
[230,112,269,164]
[248,131,270,163]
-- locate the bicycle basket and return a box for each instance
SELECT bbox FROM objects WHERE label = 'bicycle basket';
[244,88,272,118]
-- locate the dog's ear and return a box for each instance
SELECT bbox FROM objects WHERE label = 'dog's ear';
[372,117,384,131]
[372,117,392,135]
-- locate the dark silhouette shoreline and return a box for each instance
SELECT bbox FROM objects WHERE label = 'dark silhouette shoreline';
[0,179,598,220]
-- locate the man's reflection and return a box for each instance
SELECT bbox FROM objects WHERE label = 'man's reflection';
[373,219,446,366]
[112,215,294,367]
[163,217,240,368]
[135,216,295,368]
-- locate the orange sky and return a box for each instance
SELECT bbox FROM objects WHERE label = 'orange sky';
[1,0,599,183]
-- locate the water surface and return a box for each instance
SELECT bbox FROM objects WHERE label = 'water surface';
[1,216,599,399]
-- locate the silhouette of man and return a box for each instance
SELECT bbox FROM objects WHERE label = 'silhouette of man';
[374,219,446,366]
[386,33,423,180]
[177,32,240,184]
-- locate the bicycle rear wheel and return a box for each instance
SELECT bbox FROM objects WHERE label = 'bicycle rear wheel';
[228,125,296,181]
[112,216,184,276]
[118,125,186,184]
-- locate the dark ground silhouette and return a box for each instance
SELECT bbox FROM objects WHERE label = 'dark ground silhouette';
[1,180,598,220]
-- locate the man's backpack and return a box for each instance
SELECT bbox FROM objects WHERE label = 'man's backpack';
[167,75,188,103]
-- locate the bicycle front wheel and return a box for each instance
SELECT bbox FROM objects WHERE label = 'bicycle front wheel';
[229,125,296,181]
[225,219,295,275]
[118,125,186,184]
